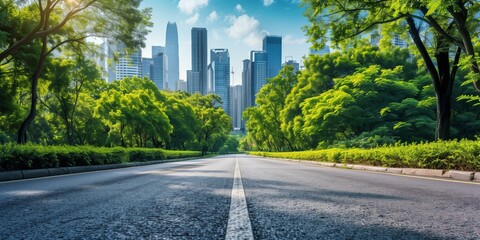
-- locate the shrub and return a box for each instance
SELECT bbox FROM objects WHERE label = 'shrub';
[0,144,202,171]
[249,140,480,171]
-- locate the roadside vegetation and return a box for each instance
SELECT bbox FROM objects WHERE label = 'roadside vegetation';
[242,1,480,171]
[0,144,202,171]
[250,140,480,172]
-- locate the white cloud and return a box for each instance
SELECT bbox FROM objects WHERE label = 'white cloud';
[226,14,266,47]
[186,13,200,25]
[207,11,218,22]
[263,0,274,6]
[212,29,221,41]
[284,34,306,45]
[178,0,208,14]
[235,4,245,13]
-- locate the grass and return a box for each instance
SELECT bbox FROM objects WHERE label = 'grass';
[0,144,202,171]
[249,140,480,172]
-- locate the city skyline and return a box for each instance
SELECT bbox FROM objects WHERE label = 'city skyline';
[139,0,309,85]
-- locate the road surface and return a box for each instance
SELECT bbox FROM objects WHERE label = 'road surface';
[1,154,479,239]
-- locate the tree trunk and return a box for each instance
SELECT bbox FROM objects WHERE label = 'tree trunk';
[435,90,451,140]
[407,17,455,141]
[17,36,48,144]
[433,40,455,140]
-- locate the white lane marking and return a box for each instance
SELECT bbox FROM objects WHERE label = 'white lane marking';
[226,158,254,240]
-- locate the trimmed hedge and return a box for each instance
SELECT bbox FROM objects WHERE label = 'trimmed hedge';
[249,140,480,172]
[0,144,202,171]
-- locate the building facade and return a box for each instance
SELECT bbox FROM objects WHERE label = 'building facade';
[250,50,267,105]
[263,35,282,79]
[177,80,187,91]
[187,70,200,93]
[191,28,208,95]
[230,85,243,130]
[152,46,168,90]
[166,22,179,91]
[107,44,142,83]
[284,59,300,72]
[141,58,153,79]
[210,49,231,114]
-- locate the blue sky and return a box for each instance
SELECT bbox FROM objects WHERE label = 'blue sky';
[140,0,310,85]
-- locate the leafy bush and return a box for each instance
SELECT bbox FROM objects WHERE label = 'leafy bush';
[0,144,202,171]
[249,140,480,171]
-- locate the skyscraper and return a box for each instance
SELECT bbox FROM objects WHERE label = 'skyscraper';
[250,50,267,105]
[191,27,208,95]
[152,46,168,90]
[166,22,179,91]
[241,59,252,131]
[187,70,200,93]
[263,35,282,79]
[210,49,230,113]
[107,44,142,82]
[284,59,300,72]
[141,58,153,79]
[230,85,243,130]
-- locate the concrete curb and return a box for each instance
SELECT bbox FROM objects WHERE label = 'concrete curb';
[258,156,479,182]
[0,156,207,182]
[442,170,474,181]
[473,172,480,182]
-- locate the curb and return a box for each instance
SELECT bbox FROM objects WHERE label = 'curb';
[258,156,479,183]
[0,156,207,182]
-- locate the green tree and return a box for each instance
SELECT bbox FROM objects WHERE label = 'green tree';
[95,77,172,147]
[0,0,152,144]
[163,92,200,150]
[187,94,231,155]
[303,0,480,139]
[245,65,297,151]
[281,46,416,149]
[41,56,102,145]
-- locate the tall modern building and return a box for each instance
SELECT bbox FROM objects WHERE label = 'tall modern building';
[284,59,300,72]
[191,28,208,95]
[187,70,200,93]
[230,85,243,130]
[242,59,252,110]
[177,80,187,91]
[165,22,179,91]
[263,35,282,79]
[209,49,231,113]
[141,58,153,79]
[152,46,168,90]
[250,50,267,105]
[107,44,142,83]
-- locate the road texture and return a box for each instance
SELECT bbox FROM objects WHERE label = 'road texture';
[1,154,479,239]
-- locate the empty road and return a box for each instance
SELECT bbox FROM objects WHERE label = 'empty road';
[1,154,479,239]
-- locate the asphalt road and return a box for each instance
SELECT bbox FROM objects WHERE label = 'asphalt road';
[1,154,479,239]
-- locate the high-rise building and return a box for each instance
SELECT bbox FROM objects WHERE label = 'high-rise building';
[166,22,179,91]
[250,50,267,105]
[152,46,168,90]
[241,59,252,131]
[230,85,243,130]
[191,27,208,95]
[284,59,300,72]
[177,80,187,91]
[263,35,282,79]
[187,70,200,93]
[141,58,153,79]
[107,44,142,83]
[209,49,230,113]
